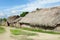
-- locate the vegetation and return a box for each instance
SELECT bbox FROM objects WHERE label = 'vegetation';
[2,18,7,22]
[0,27,5,33]
[36,8,40,10]
[0,18,2,25]
[10,29,37,36]
[0,18,7,22]
[0,18,7,26]
[0,18,2,21]
[20,12,29,17]
[21,27,60,34]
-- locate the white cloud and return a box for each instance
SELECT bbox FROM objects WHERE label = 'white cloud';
[5,0,60,12]
[1,0,60,18]
[11,10,17,14]
[36,0,60,4]
[0,13,4,16]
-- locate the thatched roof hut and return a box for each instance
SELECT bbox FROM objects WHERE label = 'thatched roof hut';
[7,15,20,23]
[7,15,23,27]
[19,6,60,27]
[12,17,23,23]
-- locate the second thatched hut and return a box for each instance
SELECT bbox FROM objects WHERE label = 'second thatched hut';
[19,6,60,31]
[7,15,22,27]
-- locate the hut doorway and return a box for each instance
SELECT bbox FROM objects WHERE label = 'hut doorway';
[7,22,10,26]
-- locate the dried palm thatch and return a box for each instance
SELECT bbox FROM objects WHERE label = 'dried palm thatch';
[7,15,20,23]
[19,6,60,27]
[7,15,23,27]
[12,17,22,23]
[12,17,23,27]
[7,15,20,27]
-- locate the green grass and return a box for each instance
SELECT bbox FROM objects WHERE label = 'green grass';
[10,29,37,36]
[21,27,60,34]
[0,27,5,33]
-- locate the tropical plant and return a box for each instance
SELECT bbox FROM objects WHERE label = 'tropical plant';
[20,12,29,17]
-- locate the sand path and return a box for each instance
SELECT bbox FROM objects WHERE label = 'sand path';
[0,27,15,40]
[0,26,60,40]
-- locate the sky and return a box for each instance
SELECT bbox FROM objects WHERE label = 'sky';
[0,0,60,18]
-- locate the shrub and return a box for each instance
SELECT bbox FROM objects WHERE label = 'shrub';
[20,12,29,17]
[2,18,7,22]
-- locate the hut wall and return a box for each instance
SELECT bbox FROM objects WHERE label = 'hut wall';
[54,27,60,32]
[54,24,60,32]
[20,23,31,28]
[6,22,20,27]
[15,22,21,28]
[2,21,7,26]
[9,23,15,27]
[20,23,56,30]
[21,24,31,28]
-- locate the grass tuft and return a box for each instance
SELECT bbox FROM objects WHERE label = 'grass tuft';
[10,29,37,36]
[0,27,5,33]
[21,27,60,34]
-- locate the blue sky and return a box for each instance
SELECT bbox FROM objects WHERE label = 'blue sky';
[0,0,33,10]
[0,0,60,18]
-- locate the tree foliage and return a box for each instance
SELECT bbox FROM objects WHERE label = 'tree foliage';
[0,18,2,22]
[36,8,40,10]
[20,12,29,17]
[2,18,7,22]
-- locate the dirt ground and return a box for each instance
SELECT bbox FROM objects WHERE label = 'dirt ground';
[0,26,60,40]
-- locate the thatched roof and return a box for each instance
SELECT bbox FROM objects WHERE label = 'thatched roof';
[19,6,60,27]
[7,15,20,23]
[12,17,23,23]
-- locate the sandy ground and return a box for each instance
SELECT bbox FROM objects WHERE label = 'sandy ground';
[29,33,60,40]
[0,26,60,40]
[0,27,15,40]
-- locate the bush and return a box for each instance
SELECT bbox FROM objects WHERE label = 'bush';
[20,12,29,17]
[36,8,40,10]
[2,18,7,22]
